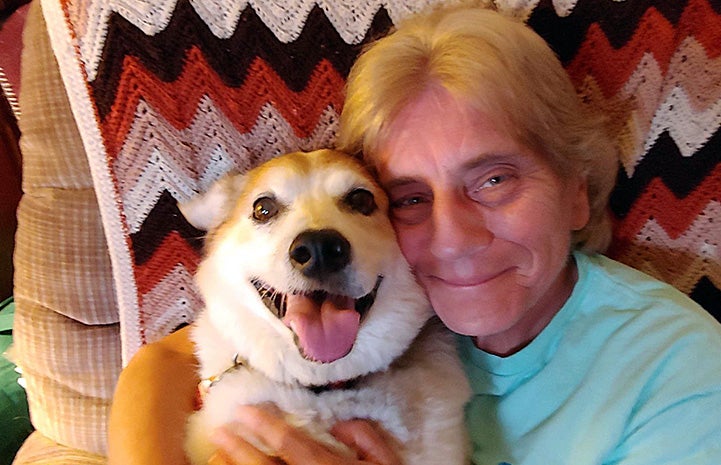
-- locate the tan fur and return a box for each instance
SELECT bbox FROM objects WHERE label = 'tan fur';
[181,149,470,464]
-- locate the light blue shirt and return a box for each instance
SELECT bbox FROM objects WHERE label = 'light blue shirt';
[458,252,721,465]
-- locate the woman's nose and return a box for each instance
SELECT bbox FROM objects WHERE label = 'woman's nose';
[429,189,493,260]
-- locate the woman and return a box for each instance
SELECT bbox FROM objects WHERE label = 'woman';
[109,4,721,464]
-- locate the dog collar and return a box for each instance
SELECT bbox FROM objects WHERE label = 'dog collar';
[193,353,366,410]
[308,376,362,394]
[194,353,245,411]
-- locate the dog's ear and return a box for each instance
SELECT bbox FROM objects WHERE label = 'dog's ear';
[179,174,246,231]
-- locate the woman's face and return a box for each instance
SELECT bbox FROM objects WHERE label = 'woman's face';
[374,87,590,355]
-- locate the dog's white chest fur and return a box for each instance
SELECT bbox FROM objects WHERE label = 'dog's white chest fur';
[181,150,471,464]
[187,316,469,464]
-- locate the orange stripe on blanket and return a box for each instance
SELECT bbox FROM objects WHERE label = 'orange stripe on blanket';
[100,48,346,160]
[566,8,676,97]
[612,163,721,241]
[134,231,201,295]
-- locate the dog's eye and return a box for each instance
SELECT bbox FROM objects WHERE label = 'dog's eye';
[344,188,377,216]
[253,197,279,222]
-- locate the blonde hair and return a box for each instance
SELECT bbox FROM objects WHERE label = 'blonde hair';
[337,5,619,252]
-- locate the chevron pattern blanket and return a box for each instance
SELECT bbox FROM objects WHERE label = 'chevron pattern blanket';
[40,0,721,362]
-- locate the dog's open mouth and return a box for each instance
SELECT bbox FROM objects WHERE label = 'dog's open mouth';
[251,276,383,363]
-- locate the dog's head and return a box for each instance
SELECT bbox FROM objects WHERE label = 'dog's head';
[181,149,433,386]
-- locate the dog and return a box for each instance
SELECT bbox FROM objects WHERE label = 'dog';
[180,149,470,464]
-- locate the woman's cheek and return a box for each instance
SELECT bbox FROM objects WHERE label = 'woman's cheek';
[393,223,424,268]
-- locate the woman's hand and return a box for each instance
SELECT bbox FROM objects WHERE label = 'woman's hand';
[207,405,403,465]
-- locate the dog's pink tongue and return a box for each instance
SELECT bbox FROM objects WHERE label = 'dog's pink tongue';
[283,294,360,363]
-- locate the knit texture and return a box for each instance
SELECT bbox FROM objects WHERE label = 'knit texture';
[40,0,721,362]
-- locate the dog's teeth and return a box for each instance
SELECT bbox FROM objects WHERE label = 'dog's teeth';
[272,291,284,318]
[252,279,288,318]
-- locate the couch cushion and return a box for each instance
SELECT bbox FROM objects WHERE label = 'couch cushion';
[12,432,104,465]
[12,0,120,457]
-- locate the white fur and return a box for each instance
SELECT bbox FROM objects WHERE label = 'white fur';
[182,149,471,464]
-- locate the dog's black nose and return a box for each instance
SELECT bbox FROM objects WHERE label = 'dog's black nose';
[289,229,351,279]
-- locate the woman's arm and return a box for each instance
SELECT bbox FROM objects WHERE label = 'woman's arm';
[108,326,400,465]
[108,326,199,465]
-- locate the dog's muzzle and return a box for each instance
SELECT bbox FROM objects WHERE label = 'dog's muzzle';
[251,275,383,363]
[251,276,383,320]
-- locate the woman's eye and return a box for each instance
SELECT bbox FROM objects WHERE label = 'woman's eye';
[468,171,517,205]
[389,195,431,225]
[391,195,426,209]
[481,175,508,188]
[252,196,279,222]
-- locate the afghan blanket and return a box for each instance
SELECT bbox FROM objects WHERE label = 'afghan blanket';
[40,0,721,363]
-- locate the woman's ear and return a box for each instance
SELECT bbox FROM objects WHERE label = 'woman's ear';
[571,178,591,231]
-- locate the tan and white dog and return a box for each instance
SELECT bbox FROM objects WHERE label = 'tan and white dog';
[181,149,470,464]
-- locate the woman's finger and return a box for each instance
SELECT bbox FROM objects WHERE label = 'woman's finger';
[232,405,355,465]
[233,406,328,463]
[207,450,233,465]
[210,425,284,465]
[331,419,403,465]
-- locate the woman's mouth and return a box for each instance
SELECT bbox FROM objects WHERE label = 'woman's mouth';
[424,268,512,288]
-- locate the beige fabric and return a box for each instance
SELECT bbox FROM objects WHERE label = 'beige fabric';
[12,0,120,460]
[16,4,93,192]
[13,432,106,465]
[13,190,117,325]
[12,298,120,454]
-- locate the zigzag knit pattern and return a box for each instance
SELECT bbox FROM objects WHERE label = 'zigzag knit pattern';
[41,0,721,361]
